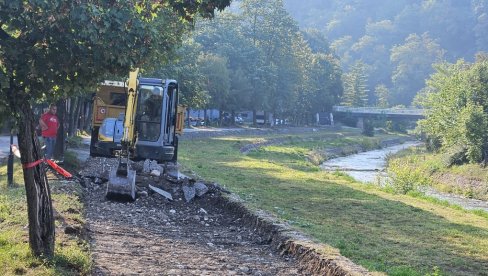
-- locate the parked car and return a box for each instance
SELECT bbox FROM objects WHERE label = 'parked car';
[235,116,243,124]
[190,117,205,127]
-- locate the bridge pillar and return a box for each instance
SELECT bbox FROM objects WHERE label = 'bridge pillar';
[356,117,364,130]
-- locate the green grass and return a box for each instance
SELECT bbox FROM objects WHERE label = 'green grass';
[179,129,488,276]
[0,158,91,275]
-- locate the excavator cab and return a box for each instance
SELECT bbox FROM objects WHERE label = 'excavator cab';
[105,70,183,201]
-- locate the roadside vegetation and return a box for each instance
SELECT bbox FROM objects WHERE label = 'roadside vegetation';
[0,158,90,275]
[179,128,488,276]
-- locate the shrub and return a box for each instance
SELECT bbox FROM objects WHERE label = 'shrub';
[386,158,431,194]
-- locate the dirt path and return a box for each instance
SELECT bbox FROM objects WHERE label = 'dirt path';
[82,159,306,275]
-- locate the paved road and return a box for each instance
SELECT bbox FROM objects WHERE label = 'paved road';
[0,135,18,160]
[0,127,244,161]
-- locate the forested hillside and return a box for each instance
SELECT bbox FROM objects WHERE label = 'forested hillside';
[284,0,488,106]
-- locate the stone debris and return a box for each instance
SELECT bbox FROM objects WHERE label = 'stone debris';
[150,169,161,177]
[149,184,173,201]
[198,208,208,214]
[194,182,209,197]
[182,185,196,202]
[79,156,215,204]
[143,159,164,174]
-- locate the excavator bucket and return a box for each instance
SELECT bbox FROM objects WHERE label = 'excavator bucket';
[106,162,136,201]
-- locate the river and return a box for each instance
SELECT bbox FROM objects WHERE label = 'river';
[321,141,488,212]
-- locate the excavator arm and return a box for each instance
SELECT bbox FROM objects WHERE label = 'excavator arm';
[106,68,140,201]
[121,68,139,151]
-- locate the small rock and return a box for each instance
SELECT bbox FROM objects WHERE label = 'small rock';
[194,182,209,197]
[82,178,91,187]
[137,190,148,197]
[239,266,250,273]
[182,185,196,202]
[169,209,176,214]
[64,225,80,235]
[150,169,161,177]
[198,208,207,214]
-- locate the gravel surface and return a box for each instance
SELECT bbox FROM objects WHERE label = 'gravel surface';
[80,157,307,275]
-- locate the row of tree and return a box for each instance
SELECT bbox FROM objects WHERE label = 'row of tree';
[153,0,343,125]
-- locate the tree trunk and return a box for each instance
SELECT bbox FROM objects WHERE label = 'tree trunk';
[186,108,191,127]
[78,99,87,131]
[74,96,82,134]
[54,100,66,160]
[16,100,55,258]
[68,97,78,137]
[85,100,93,133]
[204,109,208,125]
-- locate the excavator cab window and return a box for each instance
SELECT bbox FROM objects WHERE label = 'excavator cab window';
[136,85,164,141]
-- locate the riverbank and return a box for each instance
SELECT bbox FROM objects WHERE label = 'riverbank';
[179,127,488,275]
[387,146,488,202]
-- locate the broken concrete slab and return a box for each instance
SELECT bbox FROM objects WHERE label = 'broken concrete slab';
[143,159,164,174]
[182,185,196,202]
[194,182,209,197]
[150,169,161,177]
[149,184,173,201]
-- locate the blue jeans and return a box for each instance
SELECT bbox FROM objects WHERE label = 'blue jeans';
[44,137,56,159]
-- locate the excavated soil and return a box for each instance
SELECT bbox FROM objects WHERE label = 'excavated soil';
[80,156,306,275]
[73,127,374,275]
[78,154,368,276]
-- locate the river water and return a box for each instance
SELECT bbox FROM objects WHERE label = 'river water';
[321,142,488,212]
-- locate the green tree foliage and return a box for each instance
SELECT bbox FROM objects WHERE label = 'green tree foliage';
[390,33,444,105]
[0,0,231,258]
[418,54,488,163]
[342,61,368,107]
[185,0,342,125]
[197,53,230,116]
[374,84,390,107]
[153,38,209,110]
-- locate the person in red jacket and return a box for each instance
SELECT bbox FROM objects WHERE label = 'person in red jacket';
[39,104,59,159]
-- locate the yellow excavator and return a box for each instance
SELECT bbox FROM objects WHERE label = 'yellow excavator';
[100,69,185,200]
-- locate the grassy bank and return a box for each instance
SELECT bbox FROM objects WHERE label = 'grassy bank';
[0,153,91,275]
[179,128,488,276]
[387,146,488,201]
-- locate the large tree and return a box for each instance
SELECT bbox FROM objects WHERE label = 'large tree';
[417,54,488,163]
[0,0,231,258]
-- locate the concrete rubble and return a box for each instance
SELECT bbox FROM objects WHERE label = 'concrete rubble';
[78,157,212,203]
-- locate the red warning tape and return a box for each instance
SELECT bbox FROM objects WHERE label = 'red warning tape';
[22,158,73,179]
[22,159,44,169]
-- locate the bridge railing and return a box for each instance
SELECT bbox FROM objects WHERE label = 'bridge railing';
[333,106,424,116]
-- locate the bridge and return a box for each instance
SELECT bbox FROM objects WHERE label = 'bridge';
[333,106,425,119]
[332,106,425,129]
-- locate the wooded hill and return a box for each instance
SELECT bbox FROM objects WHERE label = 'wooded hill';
[284,0,488,106]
